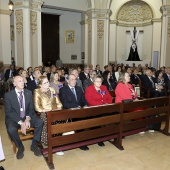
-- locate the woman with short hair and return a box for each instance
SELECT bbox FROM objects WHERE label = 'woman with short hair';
[34,76,62,146]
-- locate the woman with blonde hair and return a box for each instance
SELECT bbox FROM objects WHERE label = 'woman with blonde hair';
[50,72,63,94]
[19,70,28,87]
[34,76,62,146]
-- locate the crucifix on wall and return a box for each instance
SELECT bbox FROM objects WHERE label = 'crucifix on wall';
[126,27,143,61]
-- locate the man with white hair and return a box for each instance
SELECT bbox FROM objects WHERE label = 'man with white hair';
[5,76,43,159]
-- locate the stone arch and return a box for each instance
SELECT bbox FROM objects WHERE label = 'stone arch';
[116,0,153,23]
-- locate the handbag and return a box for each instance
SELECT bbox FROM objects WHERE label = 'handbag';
[122,99,133,103]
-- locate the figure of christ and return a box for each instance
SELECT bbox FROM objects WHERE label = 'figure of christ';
[127,27,142,61]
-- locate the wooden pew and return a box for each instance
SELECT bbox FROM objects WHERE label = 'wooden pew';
[42,97,170,169]
[41,104,122,169]
[109,90,115,103]
[121,97,170,138]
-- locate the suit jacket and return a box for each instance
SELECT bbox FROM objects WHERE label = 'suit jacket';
[34,87,62,112]
[168,80,170,91]
[5,69,17,81]
[79,72,89,83]
[95,70,102,75]
[83,79,93,90]
[131,74,140,86]
[163,73,169,86]
[59,85,87,109]
[142,75,156,89]
[85,84,112,106]
[27,79,38,94]
[5,89,35,124]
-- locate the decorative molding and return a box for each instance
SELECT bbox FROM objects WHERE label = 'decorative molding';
[88,20,92,39]
[168,17,170,36]
[30,11,37,34]
[97,20,104,40]
[30,3,38,9]
[10,25,15,41]
[0,9,12,15]
[86,9,111,20]
[117,0,153,23]
[15,9,23,34]
[14,1,23,6]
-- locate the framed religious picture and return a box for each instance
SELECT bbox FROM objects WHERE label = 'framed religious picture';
[10,25,14,41]
[71,55,77,60]
[65,30,75,43]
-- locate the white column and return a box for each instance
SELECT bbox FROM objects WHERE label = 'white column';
[0,0,12,65]
[86,9,111,70]
[160,5,170,67]
[23,5,31,69]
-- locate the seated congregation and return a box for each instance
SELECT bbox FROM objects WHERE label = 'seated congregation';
[2,62,170,162]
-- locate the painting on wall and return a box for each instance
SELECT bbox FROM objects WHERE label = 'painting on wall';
[10,25,14,41]
[71,55,77,60]
[65,30,75,43]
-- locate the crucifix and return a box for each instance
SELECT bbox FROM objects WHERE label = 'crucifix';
[126,27,144,61]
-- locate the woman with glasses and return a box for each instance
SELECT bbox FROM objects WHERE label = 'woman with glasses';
[115,72,138,103]
[34,76,62,146]
[85,75,112,106]
[85,75,112,147]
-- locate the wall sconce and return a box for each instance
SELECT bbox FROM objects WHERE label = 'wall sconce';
[8,0,14,11]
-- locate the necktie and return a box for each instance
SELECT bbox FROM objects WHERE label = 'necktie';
[71,88,77,101]
[150,78,154,88]
[86,74,89,79]
[18,92,25,118]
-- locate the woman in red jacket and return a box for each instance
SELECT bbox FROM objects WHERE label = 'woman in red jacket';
[85,75,112,147]
[85,75,112,106]
[115,72,138,103]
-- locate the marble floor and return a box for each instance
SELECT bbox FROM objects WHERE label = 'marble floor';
[1,105,170,170]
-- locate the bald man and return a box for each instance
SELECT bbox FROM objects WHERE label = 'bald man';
[5,76,43,159]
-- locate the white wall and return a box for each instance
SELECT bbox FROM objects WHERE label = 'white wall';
[43,0,88,11]
[42,8,84,64]
[0,0,11,65]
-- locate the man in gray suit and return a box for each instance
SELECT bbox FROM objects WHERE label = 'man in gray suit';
[83,70,96,90]
[5,76,43,159]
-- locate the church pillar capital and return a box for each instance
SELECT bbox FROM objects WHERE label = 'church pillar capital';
[160,5,170,16]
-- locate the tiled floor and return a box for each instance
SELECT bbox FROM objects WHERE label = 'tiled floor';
[1,105,170,170]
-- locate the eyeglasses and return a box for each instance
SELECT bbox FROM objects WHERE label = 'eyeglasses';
[95,81,102,83]
[43,81,49,84]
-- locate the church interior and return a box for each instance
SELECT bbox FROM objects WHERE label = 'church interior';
[1,0,170,169]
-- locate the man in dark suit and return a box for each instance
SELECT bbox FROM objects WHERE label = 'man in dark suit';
[163,67,170,86]
[83,70,96,90]
[79,65,90,84]
[59,74,89,150]
[131,68,140,86]
[95,64,102,75]
[5,76,43,159]
[142,69,162,97]
[5,65,17,90]
[27,70,42,94]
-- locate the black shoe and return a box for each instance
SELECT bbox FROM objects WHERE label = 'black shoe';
[30,145,42,156]
[16,146,24,159]
[98,142,105,147]
[79,146,89,151]
[0,166,5,170]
